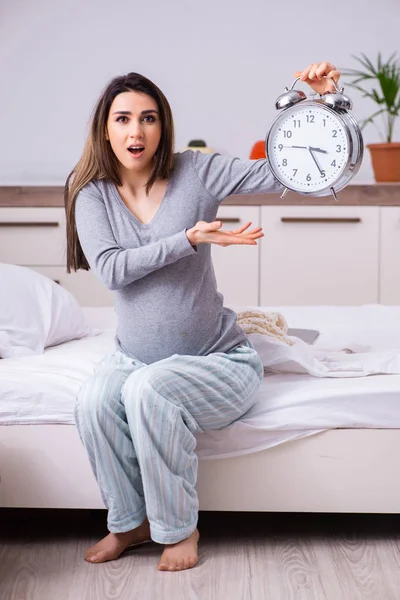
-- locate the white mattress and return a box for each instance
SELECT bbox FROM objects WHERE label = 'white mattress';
[1,305,400,460]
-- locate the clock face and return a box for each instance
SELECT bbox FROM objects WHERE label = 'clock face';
[267,104,351,193]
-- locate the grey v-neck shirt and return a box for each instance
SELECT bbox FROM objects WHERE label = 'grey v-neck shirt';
[75,150,282,364]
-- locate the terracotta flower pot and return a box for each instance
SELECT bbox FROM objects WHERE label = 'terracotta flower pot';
[367,143,400,182]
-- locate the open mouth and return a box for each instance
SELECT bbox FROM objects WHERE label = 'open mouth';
[128,145,145,157]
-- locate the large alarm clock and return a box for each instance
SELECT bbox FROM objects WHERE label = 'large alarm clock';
[265,77,363,201]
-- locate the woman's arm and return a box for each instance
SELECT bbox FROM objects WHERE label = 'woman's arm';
[191,151,283,203]
[75,190,196,290]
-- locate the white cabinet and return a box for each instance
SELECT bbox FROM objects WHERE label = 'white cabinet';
[0,207,67,265]
[211,205,260,306]
[260,206,380,306]
[2,204,398,307]
[380,207,400,304]
[0,207,114,306]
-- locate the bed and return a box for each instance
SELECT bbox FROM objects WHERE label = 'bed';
[1,305,400,513]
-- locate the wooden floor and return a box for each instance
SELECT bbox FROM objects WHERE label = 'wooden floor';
[1,509,400,600]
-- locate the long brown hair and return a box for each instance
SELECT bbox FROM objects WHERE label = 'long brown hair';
[65,72,175,272]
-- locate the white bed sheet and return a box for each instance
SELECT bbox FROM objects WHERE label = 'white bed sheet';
[1,305,400,460]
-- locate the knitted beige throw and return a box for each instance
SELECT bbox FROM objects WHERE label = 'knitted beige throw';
[236,310,293,346]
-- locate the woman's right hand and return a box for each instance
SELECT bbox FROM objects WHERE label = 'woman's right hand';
[186,220,264,247]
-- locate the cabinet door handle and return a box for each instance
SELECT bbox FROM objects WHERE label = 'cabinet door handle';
[0,221,60,227]
[215,217,241,223]
[280,217,362,224]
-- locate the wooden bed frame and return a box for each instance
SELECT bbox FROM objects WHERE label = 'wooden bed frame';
[2,424,399,513]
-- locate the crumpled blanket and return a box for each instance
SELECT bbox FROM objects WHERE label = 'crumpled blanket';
[236,309,400,378]
[236,310,293,346]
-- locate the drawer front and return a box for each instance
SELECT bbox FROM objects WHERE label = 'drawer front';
[380,207,400,304]
[260,206,380,305]
[0,208,66,266]
[30,266,114,307]
[211,206,260,307]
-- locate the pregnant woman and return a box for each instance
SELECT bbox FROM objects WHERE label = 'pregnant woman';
[64,62,340,571]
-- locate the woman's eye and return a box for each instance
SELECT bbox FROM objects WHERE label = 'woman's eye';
[143,115,156,123]
[116,116,128,123]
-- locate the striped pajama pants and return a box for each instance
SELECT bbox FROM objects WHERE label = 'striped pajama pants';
[74,341,264,544]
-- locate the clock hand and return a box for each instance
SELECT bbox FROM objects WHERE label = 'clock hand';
[283,146,328,153]
[308,147,324,176]
[309,146,328,154]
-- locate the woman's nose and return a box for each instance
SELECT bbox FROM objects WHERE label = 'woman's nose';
[129,119,143,138]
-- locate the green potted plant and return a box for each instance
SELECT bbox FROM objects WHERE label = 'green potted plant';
[343,52,400,181]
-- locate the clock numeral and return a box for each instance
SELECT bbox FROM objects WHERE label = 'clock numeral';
[331,160,336,167]
[283,130,292,138]
[306,173,312,181]
[332,130,338,137]
[293,169,298,176]
[293,119,301,128]
[278,144,283,151]
[323,119,326,127]
[320,170,326,178]
[336,145,342,153]
[282,159,287,166]
[306,114,315,123]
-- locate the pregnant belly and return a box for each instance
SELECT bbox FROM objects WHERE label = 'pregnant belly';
[115,304,222,363]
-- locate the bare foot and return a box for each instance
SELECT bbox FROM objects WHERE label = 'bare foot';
[158,529,200,571]
[85,517,151,563]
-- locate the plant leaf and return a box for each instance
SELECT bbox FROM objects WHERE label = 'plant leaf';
[343,52,400,141]
[356,53,377,75]
[360,108,386,129]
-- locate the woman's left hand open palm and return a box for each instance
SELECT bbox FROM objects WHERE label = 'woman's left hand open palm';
[215,222,263,247]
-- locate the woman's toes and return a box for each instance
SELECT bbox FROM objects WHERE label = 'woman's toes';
[158,529,199,571]
[86,551,108,563]
[85,553,98,563]
[179,559,187,571]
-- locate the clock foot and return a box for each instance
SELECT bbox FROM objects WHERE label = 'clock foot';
[280,187,289,199]
[330,187,339,202]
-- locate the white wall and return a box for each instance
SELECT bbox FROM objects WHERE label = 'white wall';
[0,0,398,185]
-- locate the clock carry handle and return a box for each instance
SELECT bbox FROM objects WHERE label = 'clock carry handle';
[286,76,353,111]
[287,76,344,94]
[275,77,351,112]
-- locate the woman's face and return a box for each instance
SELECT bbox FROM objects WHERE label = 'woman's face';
[106,91,162,175]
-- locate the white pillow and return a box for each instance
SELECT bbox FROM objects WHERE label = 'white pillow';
[0,263,92,358]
